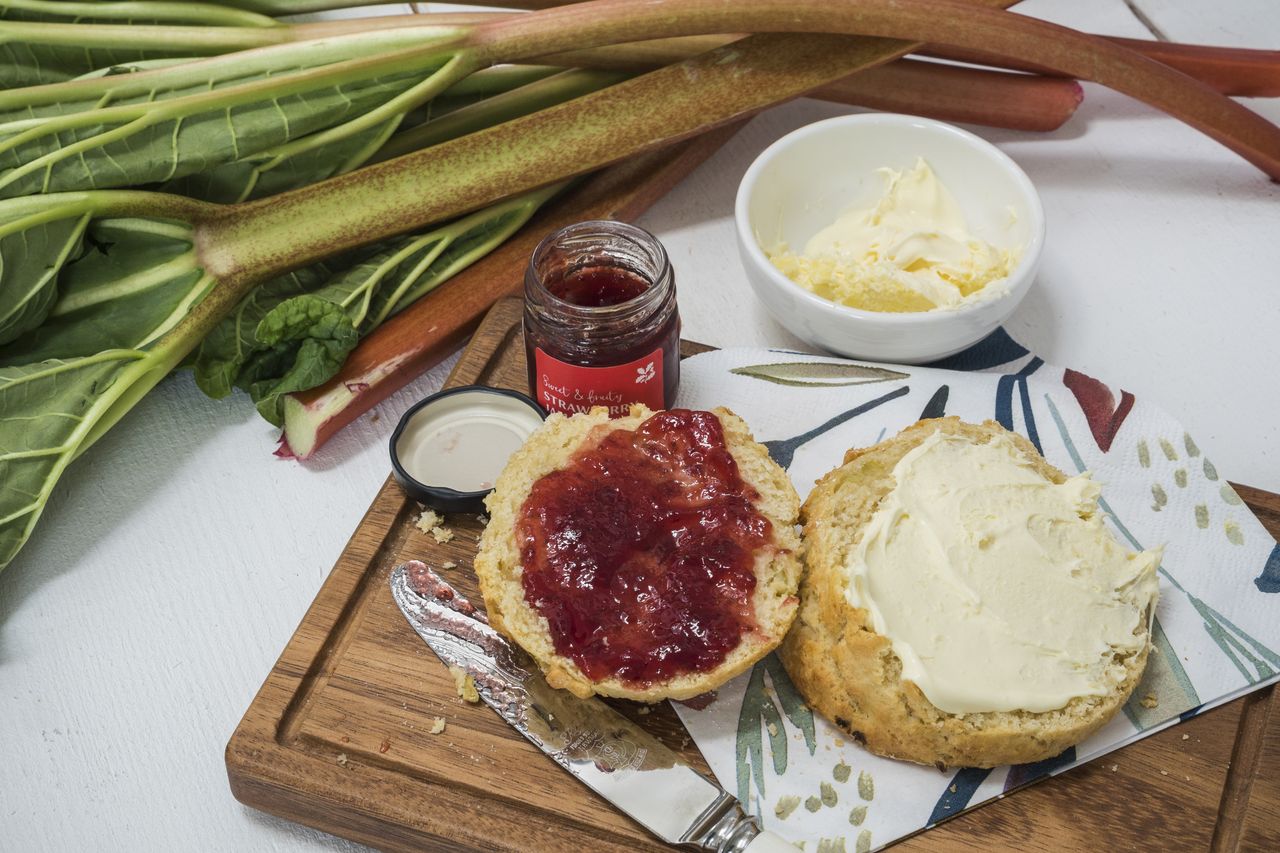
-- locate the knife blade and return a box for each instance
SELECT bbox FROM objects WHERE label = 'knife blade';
[390,561,795,853]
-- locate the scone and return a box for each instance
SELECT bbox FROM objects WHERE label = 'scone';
[780,418,1160,768]
[475,405,802,702]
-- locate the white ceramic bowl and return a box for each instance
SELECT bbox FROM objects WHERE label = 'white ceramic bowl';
[735,114,1044,364]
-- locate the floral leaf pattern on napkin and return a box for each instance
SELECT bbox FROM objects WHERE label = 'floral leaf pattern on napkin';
[672,344,1280,851]
[731,361,908,389]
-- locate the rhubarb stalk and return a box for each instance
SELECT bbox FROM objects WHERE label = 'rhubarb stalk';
[6,0,1280,574]
[922,38,1280,99]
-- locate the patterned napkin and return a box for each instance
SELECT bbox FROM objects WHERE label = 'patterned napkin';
[672,332,1280,852]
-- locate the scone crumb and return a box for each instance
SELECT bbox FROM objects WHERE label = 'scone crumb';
[833,761,851,783]
[1110,764,1119,772]
[449,665,480,703]
[1160,770,1169,776]
[441,560,457,570]
[336,753,349,768]
[949,784,958,793]
[775,795,801,819]
[429,717,447,735]
[1181,733,1190,740]
[820,781,838,807]
[1141,694,1159,709]
[804,796,822,813]
[415,509,455,543]
[767,722,779,737]
[415,509,442,534]
[636,706,651,716]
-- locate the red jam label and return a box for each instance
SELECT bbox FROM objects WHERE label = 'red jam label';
[517,410,770,686]
[533,346,664,417]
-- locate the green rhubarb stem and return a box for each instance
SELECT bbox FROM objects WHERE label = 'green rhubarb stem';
[216,0,426,12]
[195,31,898,287]
[374,68,630,163]
[0,19,289,53]
[532,39,1081,133]
[0,25,468,112]
[0,0,280,27]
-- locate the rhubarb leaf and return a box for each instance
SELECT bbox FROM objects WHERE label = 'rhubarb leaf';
[0,65,436,199]
[0,352,142,569]
[0,3,278,87]
[0,218,202,363]
[193,185,557,421]
[239,295,358,426]
[192,262,346,400]
[0,209,87,345]
[0,200,221,574]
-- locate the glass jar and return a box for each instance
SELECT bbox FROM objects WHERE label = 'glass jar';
[523,221,680,417]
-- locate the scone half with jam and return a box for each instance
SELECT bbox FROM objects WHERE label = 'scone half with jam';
[474,405,802,702]
[780,417,1160,768]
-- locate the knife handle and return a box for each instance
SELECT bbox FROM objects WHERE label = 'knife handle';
[742,830,797,853]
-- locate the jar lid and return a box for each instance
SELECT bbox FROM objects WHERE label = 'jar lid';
[389,386,546,513]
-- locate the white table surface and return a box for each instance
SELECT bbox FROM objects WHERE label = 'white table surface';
[3,2,1278,850]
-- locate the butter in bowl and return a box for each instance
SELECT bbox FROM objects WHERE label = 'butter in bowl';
[735,113,1045,363]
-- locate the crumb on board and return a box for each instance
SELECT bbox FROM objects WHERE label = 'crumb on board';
[1141,694,1159,709]
[477,513,490,525]
[1160,770,1169,776]
[636,706,651,715]
[1182,734,1190,740]
[775,795,801,820]
[415,509,442,534]
[949,784,957,793]
[430,717,447,735]
[379,738,391,754]
[449,665,480,703]
[340,735,350,743]
[1110,764,1119,772]
[336,753,349,768]
[767,722,779,737]
[415,509,455,543]
[441,561,457,570]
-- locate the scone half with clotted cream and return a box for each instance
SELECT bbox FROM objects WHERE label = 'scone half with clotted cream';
[475,404,802,702]
[780,418,1160,768]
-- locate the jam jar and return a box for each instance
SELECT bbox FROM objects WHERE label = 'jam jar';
[523,220,680,417]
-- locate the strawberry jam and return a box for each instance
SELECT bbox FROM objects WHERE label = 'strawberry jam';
[545,265,650,307]
[516,409,772,686]
[524,221,680,417]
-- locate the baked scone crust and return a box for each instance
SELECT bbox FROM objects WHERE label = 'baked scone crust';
[778,417,1154,768]
[475,405,802,702]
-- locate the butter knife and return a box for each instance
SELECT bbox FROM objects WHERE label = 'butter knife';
[390,561,794,853]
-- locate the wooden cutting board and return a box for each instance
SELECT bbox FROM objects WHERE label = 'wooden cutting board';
[227,297,1280,852]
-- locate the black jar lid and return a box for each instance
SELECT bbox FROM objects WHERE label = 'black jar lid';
[389,386,546,513]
